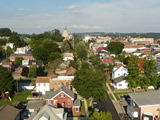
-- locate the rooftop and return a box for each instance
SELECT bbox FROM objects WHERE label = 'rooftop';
[129,91,160,107]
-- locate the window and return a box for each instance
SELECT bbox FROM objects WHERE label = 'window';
[119,84,122,86]
[59,94,65,98]
[44,83,46,86]
[62,102,65,107]
[75,108,79,112]
[68,100,71,105]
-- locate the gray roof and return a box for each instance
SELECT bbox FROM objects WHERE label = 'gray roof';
[28,60,42,66]
[112,76,126,84]
[27,101,45,110]
[73,99,81,106]
[45,85,75,99]
[29,104,67,120]
[0,105,20,120]
[129,91,160,107]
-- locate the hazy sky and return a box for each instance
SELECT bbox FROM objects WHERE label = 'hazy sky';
[0,0,160,34]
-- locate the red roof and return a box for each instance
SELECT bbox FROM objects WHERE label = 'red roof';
[97,47,106,50]
[103,57,113,64]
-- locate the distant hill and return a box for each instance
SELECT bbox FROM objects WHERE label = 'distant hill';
[74,32,160,40]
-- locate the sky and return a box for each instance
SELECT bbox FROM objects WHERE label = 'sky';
[0,0,160,34]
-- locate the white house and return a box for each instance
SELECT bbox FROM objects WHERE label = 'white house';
[63,53,74,61]
[36,77,50,95]
[111,76,129,89]
[112,66,128,79]
[6,43,14,49]
[14,47,30,54]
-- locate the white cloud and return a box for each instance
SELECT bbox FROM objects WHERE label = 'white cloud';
[66,5,77,9]
[18,8,31,12]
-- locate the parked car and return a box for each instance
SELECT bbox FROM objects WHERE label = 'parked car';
[93,99,99,112]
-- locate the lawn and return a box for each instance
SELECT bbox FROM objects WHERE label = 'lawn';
[80,101,86,115]
[0,90,32,106]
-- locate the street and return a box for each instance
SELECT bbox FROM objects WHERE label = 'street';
[98,91,120,120]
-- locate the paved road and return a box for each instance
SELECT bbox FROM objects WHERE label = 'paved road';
[98,91,120,120]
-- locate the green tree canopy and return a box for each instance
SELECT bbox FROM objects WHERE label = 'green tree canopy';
[32,40,61,64]
[106,42,124,55]
[15,57,24,66]
[6,46,13,57]
[143,55,158,86]
[127,55,140,89]
[28,65,37,78]
[72,66,106,101]
[0,28,11,36]
[0,66,14,94]
[48,52,62,62]
[75,42,88,60]
[69,60,79,70]
[61,40,72,52]
[90,110,112,120]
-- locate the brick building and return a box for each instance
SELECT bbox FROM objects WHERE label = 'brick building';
[45,85,80,116]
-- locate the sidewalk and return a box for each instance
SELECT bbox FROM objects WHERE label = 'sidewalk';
[106,83,117,101]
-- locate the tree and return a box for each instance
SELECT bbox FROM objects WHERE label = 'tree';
[28,65,37,78]
[45,58,63,73]
[0,66,14,96]
[48,52,62,62]
[0,28,11,36]
[6,46,13,57]
[0,46,5,58]
[75,42,88,60]
[72,67,106,101]
[106,42,124,55]
[32,40,61,64]
[127,55,140,91]
[61,40,72,52]
[15,57,24,66]
[69,60,79,70]
[9,32,21,48]
[143,55,158,87]
[21,67,29,77]
[36,67,47,76]
[90,110,112,120]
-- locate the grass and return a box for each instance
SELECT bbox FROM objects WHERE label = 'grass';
[80,101,86,114]
[0,90,32,106]
[108,93,114,100]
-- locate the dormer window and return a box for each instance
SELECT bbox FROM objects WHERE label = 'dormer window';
[59,94,65,98]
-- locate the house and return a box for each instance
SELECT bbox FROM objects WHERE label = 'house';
[111,76,129,89]
[50,76,74,91]
[1,62,14,72]
[36,77,50,95]
[65,66,77,76]
[153,51,160,62]
[22,60,42,67]
[137,47,151,54]
[9,53,35,61]
[59,63,67,70]
[112,66,128,79]
[36,75,74,94]
[27,101,45,114]
[123,45,146,53]
[45,85,81,116]
[5,43,14,49]
[28,104,67,120]
[15,66,25,73]
[14,47,30,54]
[0,105,20,120]
[63,53,74,61]
[127,91,160,120]
[129,38,154,45]
[96,36,111,43]
[102,57,113,65]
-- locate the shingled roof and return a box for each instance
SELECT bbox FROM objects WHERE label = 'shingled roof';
[45,85,75,99]
[112,76,126,84]
[0,105,20,120]
[36,77,49,83]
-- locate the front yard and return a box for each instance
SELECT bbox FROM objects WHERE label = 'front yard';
[0,90,32,106]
